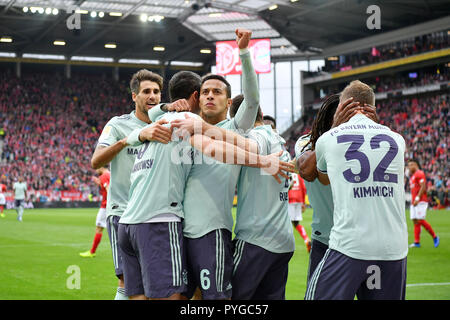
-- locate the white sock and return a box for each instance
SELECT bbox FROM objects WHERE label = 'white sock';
[114,287,128,300]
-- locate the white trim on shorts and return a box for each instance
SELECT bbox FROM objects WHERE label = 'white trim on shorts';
[410,202,428,220]
[0,193,5,205]
[169,222,183,287]
[233,239,245,276]
[96,207,107,228]
[288,202,303,221]
[305,248,331,300]
[108,216,119,270]
[216,230,225,292]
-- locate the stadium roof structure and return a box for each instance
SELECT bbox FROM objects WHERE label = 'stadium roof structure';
[0,0,449,70]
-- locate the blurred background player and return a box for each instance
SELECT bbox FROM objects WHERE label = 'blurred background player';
[80,166,110,258]
[13,176,27,222]
[288,172,311,252]
[0,180,6,217]
[408,159,440,248]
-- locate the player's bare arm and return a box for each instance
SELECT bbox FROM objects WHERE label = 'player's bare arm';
[189,134,295,183]
[91,141,128,169]
[163,99,192,112]
[171,114,259,154]
[147,99,192,123]
[298,150,318,182]
[259,151,296,184]
[317,170,330,186]
[414,180,427,206]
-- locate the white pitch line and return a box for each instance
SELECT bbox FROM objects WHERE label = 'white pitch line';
[0,243,88,248]
[406,282,450,287]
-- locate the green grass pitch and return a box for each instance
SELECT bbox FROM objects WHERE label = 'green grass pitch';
[0,207,448,300]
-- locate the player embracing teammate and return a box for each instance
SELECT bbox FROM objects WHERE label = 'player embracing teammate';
[300,81,409,300]
[105,28,296,300]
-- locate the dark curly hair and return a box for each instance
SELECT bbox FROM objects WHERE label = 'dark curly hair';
[303,94,340,151]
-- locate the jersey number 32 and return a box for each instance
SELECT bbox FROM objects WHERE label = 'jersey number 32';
[337,134,398,184]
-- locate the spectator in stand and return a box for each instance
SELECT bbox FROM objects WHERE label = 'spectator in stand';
[0,70,133,199]
[321,31,449,73]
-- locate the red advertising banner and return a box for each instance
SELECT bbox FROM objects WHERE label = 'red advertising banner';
[2,190,96,202]
[61,191,82,201]
[216,38,271,75]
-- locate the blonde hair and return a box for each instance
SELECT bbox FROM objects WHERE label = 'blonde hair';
[341,80,375,106]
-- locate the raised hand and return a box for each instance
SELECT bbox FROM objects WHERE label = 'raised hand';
[332,97,361,128]
[235,28,252,50]
[362,103,379,123]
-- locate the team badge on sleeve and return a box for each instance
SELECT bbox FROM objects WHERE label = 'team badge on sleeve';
[297,139,309,148]
[99,126,112,140]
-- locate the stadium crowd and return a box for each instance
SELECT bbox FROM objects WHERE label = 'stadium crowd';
[0,67,448,208]
[367,68,448,93]
[322,31,449,73]
[0,70,132,199]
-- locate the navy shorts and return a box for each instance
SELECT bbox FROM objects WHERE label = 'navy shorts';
[306,239,329,285]
[185,229,234,300]
[232,239,293,300]
[305,249,407,300]
[106,215,124,278]
[15,199,24,208]
[118,221,187,298]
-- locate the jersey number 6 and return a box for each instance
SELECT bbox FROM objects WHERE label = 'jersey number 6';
[337,134,398,184]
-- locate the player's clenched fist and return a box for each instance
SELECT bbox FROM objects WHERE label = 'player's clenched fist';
[235,28,252,50]
[139,119,173,144]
